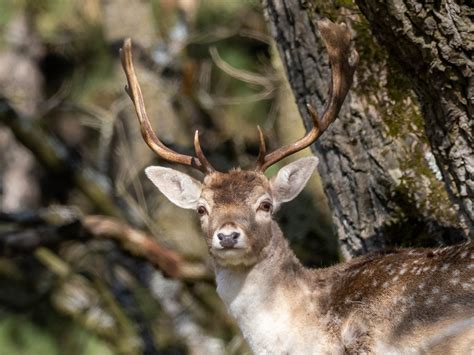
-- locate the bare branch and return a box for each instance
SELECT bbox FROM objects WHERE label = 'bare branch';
[0,207,210,279]
[84,215,183,278]
[0,97,127,219]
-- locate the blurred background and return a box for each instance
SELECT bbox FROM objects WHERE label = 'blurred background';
[0,1,338,354]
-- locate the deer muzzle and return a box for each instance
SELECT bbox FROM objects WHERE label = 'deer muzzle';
[217,231,240,248]
[212,222,246,250]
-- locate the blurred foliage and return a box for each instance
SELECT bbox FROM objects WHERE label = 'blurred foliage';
[0,312,112,355]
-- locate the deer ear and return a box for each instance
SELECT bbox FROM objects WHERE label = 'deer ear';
[145,166,202,209]
[270,156,319,205]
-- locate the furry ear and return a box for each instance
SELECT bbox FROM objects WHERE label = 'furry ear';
[270,156,319,206]
[145,166,202,209]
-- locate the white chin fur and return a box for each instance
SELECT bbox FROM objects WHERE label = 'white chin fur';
[212,248,257,267]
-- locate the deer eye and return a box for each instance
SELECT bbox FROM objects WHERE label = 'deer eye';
[197,206,208,216]
[258,201,273,213]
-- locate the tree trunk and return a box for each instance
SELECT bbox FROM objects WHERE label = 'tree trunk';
[262,0,468,258]
[355,0,473,235]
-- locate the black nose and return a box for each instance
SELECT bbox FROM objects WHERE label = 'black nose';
[217,232,240,248]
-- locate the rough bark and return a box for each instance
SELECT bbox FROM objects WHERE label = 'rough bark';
[262,0,467,258]
[355,0,473,235]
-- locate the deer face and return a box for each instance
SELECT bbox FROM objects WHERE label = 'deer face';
[146,157,318,267]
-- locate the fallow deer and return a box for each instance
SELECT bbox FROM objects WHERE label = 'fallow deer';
[120,19,474,354]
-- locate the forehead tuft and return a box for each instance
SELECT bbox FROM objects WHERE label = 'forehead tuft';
[203,170,269,204]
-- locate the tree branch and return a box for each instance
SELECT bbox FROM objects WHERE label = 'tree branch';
[0,207,209,279]
[0,97,132,220]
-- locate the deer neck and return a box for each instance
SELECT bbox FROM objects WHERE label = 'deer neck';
[214,222,295,304]
[214,222,334,353]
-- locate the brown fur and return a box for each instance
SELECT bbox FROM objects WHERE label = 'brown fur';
[317,241,474,352]
[204,170,270,205]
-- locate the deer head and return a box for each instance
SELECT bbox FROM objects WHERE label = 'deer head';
[145,157,319,267]
[120,19,358,268]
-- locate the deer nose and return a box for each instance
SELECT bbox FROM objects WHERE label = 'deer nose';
[217,232,240,248]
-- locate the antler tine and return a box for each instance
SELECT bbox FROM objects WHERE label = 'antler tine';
[256,125,267,169]
[255,20,358,172]
[194,130,215,174]
[120,38,214,173]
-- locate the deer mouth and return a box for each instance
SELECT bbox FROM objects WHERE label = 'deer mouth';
[211,244,248,258]
[214,245,246,252]
[212,247,258,267]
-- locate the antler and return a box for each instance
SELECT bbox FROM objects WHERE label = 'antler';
[120,38,215,174]
[256,19,359,172]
